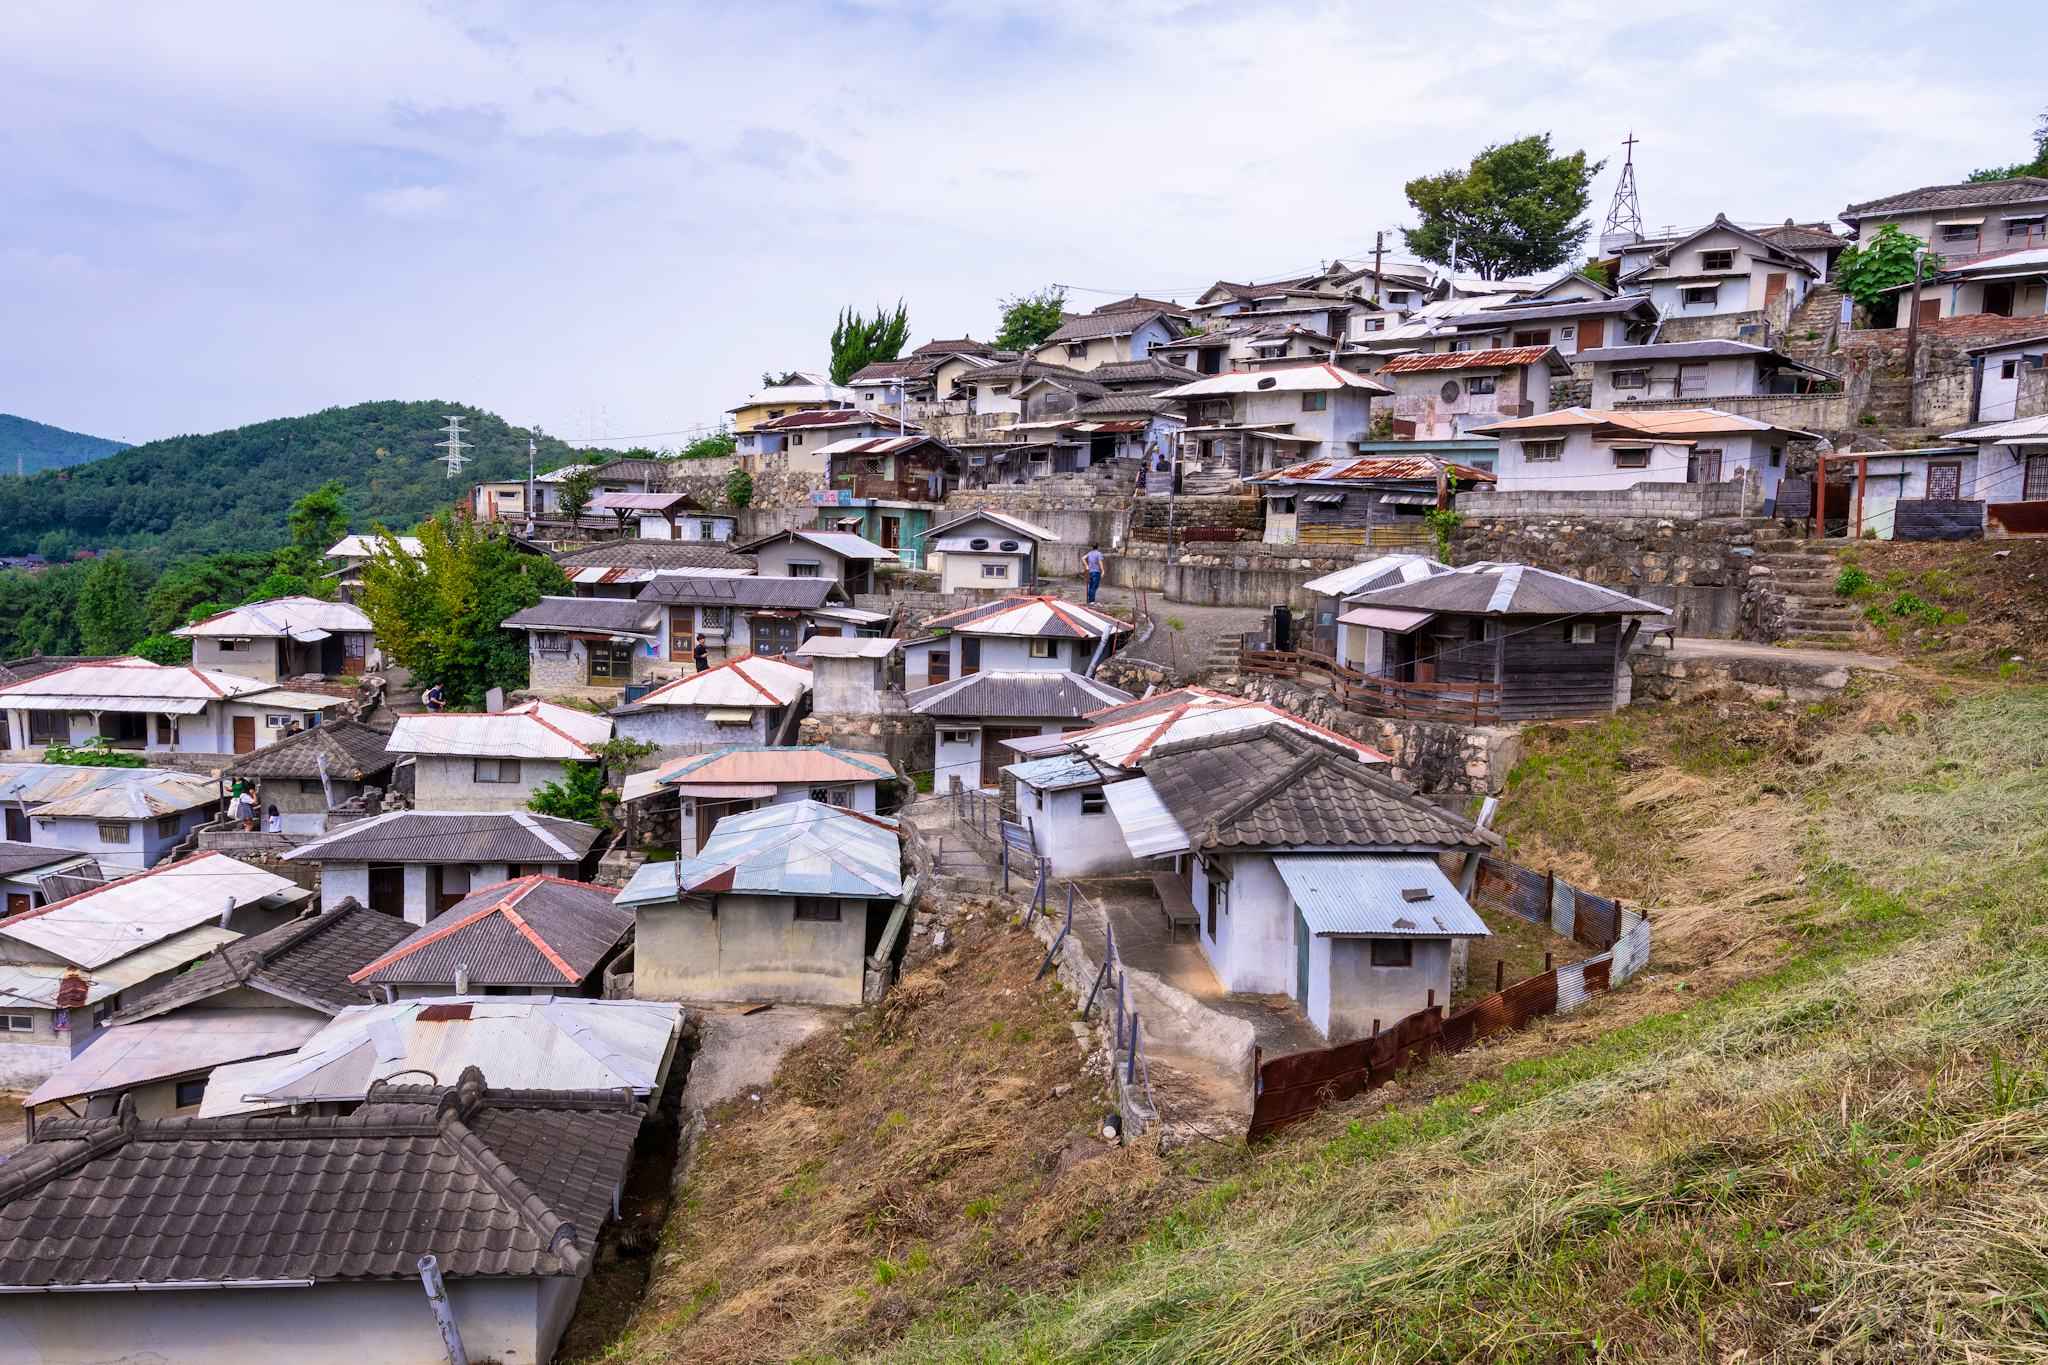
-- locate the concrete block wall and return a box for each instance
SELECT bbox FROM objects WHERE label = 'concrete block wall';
[1458,480,1756,522]
[1893,499,1986,541]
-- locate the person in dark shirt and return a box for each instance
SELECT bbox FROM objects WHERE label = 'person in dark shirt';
[692,634,710,672]
[422,682,445,712]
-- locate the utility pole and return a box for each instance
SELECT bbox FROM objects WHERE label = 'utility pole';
[436,415,471,480]
[525,426,540,536]
[1903,246,1929,426]
[1371,230,1384,304]
[1447,233,1460,300]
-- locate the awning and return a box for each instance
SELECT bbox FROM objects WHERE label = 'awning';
[704,707,756,724]
[1101,777,1189,858]
[1380,492,1438,507]
[1335,607,1437,633]
[1936,217,1985,227]
[1303,492,1347,506]
[1001,731,1071,758]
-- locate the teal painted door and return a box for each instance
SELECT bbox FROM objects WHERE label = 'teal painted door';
[1294,907,1310,1009]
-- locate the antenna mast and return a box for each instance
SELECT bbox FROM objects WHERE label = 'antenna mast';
[1603,132,1643,242]
[436,415,472,479]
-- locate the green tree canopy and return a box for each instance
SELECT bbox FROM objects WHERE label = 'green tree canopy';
[77,554,146,655]
[142,551,278,634]
[1402,135,1604,280]
[284,479,350,583]
[555,467,597,522]
[724,467,754,509]
[1968,108,2048,182]
[678,431,737,460]
[993,287,1069,351]
[355,514,570,707]
[828,301,911,385]
[1835,225,1934,324]
[526,762,612,826]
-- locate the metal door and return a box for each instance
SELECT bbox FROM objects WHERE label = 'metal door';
[1294,907,1311,1009]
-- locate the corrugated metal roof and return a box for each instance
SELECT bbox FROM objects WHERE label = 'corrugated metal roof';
[1253,456,1495,485]
[1379,347,1561,373]
[1059,692,1390,770]
[906,670,1133,720]
[0,926,240,1010]
[285,810,598,866]
[0,765,220,819]
[616,800,901,905]
[1003,753,1106,793]
[387,698,612,759]
[1158,363,1393,399]
[1947,413,2048,442]
[24,1008,324,1108]
[114,900,412,1022]
[732,528,897,560]
[0,852,300,970]
[921,510,1061,544]
[0,840,89,879]
[200,997,683,1115]
[637,576,840,610]
[1469,405,1817,442]
[500,595,662,636]
[587,491,706,513]
[324,534,423,560]
[814,435,944,457]
[175,596,372,642]
[0,658,280,714]
[792,636,900,659]
[353,876,632,988]
[628,654,812,710]
[1100,777,1189,857]
[918,594,1130,641]
[1300,553,1456,599]
[1273,854,1490,937]
[26,770,220,820]
[1342,562,1668,617]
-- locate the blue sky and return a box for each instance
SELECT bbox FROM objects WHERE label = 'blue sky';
[3,0,2043,448]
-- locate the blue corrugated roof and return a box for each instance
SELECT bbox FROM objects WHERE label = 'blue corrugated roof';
[1273,854,1490,938]
[1003,754,1102,792]
[616,800,902,905]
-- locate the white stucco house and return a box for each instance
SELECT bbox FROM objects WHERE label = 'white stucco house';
[918,510,1059,594]
[899,595,1130,693]
[173,596,378,682]
[285,810,601,924]
[385,699,613,812]
[619,744,894,856]
[1471,406,1815,506]
[911,670,1131,796]
[0,659,348,757]
[1158,363,1393,477]
[25,768,220,869]
[610,654,812,756]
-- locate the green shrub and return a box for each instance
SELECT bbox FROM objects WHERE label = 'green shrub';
[1834,567,1873,598]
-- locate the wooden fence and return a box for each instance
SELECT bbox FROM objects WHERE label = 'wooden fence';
[1236,638,1501,723]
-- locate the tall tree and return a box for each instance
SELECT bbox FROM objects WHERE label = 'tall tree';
[555,467,597,522]
[1968,107,2048,182]
[828,301,911,385]
[356,514,570,707]
[1402,135,1604,280]
[993,287,1069,350]
[77,553,146,655]
[284,479,351,586]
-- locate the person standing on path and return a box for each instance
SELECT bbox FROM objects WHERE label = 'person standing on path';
[693,633,710,673]
[1084,545,1104,604]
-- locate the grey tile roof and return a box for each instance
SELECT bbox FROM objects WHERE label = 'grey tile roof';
[1443,295,1659,328]
[1088,295,1188,316]
[1084,358,1199,391]
[1077,394,1173,418]
[1758,222,1846,250]
[583,456,672,482]
[223,719,397,783]
[1141,724,1487,853]
[0,1075,643,1285]
[114,899,414,1022]
[1843,177,2048,218]
[1043,309,1177,344]
[1341,562,1668,617]
[501,596,663,635]
[551,541,756,573]
[1576,339,1782,362]
[953,357,1093,387]
[846,358,938,384]
[0,840,86,878]
[636,576,840,609]
[905,670,1133,720]
[284,811,600,867]
[355,876,632,988]
[910,337,996,357]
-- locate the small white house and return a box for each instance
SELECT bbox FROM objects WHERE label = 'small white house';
[1581,339,1837,409]
[1834,446,1987,539]
[1159,363,1393,476]
[1614,215,1825,328]
[1945,413,2048,508]
[918,510,1059,594]
[0,659,347,757]
[1967,332,2048,424]
[285,810,601,924]
[736,527,898,596]
[619,745,894,856]
[791,635,899,713]
[173,596,378,682]
[617,800,905,1007]
[610,654,812,756]
[1473,406,1813,505]
[27,769,221,869]
[385,699,613,812]
[501,595,670,692]
[899,595,1130,692]
[1003,754,1138,877]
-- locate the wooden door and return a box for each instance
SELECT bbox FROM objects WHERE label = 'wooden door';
[1763,273,1788,308]
[231,715,256,754]
[1917,298,1941,326]
[960,637,980,677]
[4,808,25,842]
[6,893,29,917]
[367,865,405,917]
[1984,282,2016,318]
[979,726,1038,788]
[1576,319,1602,352]
[1924,462,1962,501]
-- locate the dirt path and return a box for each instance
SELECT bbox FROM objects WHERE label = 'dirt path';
[681,1006,842,1119]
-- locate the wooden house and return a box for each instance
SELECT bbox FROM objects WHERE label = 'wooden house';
[1248,455,1492,549]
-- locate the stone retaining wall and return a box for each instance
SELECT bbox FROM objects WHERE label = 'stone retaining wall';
[1893,499,1986,542]
[1452,513,1760,638]
[1216,672,1521,796]
[1457,479,1758,522]
[1629,647,1855,704]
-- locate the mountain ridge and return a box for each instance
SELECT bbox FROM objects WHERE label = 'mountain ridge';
[0,412,130,477]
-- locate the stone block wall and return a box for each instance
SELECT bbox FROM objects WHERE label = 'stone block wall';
[1893,499,1986,541]
[1630,646,1853,705]
[1217,672,1521,797]
[1459,478,1759,522]
[800,710,931,785]
[1452,513,1760,638]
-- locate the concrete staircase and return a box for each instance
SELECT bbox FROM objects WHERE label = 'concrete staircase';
[1748,523,1864,644]
[1781,282,1850,366]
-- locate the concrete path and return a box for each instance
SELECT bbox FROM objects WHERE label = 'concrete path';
[1040,572,1265,683]
[1664,636,1896,671]
[681,1005,841,1119]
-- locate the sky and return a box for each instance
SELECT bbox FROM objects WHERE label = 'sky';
[4,0,2044,449]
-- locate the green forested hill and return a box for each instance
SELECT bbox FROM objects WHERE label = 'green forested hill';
[0,413,130,476]
[0,400,582,558]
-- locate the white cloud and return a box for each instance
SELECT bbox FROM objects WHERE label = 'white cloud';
[363,184,454,218]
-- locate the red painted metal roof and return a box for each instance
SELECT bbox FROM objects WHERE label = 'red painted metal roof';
[1379,347,1558,372]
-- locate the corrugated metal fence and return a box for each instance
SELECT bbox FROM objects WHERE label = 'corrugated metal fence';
[1248,859,1650,1141]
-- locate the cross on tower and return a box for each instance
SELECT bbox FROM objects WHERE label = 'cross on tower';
[1603,131,1643,240]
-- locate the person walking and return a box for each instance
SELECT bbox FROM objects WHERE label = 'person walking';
[692,633,710,673]
[1084,544,1105,605]
[262,804,282,834]
[422,681,445,713]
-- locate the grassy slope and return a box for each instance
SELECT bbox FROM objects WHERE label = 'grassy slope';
[865,681,2048,1363]
[0,413,129,475]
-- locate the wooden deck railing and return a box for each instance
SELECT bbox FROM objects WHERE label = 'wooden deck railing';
[1235,637,1500,723]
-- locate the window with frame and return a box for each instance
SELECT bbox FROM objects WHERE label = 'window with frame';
[787,561,822,578]
[794,897,842,922]
[97,822,130,845]
[216,638,249,652]
[1079,789,1107,815]
[1362,317,1385,332]
[2002,358,2021,380]
[1682,285,1720,306]
[1065,342,1089,359]
[2,1014,32,1033]
[981,563,1008,579]
[1677,362,1710,397]
[1612,447,1651,469]
[2009,216,2047,243]
[1941,223,1980,244]
[1611,368,1648,389]
[937,728,976,746]
[713,713,752,729]
[1770,447,1784,468]
[700,605,730,630]
[174,1078,207,1108]
[1301,391,1328,411]
[1466,375,1498,395]
[300,779,326,794]
[26,712,65,745]
[1370,939,1413,968]
[1511,329,1551,347]
[155,815,182,839]
[1699,249,1736,272]
[808,785,852,807]
[1522,439,1564,463]
[1028,638,1057,659]
[474,758,520,783]
[535,631,570,656]
[1387,291,1410,306]
[1449,339,1473,352]
[1570,622,1598,645]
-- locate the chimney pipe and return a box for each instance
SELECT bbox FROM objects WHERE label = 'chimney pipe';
[454,965,470,995]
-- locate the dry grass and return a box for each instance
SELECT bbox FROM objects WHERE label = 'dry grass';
[580,911,1195,1365]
